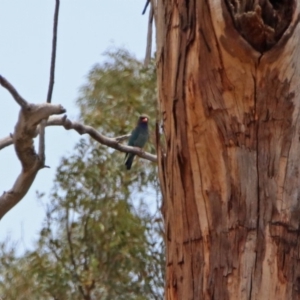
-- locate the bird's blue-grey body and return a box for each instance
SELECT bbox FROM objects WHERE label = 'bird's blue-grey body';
[125,115,149,170]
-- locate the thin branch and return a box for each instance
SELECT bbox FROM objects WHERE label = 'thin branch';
[0,136,13,150]
[66,205,87,299]
[144,4,154,67]
[48,239,63,263]
[0,116,157,162]
[39,120,46,164]
[42,0,60,166]
[142,0,150,15]
[50,116,158,162]
[45,209,73,273]
[0,75,28,108]
[46,0,60,103]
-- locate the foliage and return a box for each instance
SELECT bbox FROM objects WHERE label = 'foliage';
[0,49,164,300]
[78,48,157,137]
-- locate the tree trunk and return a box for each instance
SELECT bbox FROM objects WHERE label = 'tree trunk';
[156,0,300,299]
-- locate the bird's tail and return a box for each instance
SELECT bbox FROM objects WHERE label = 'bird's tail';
[125,153,135,170]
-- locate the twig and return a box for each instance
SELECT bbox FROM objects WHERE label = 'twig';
[142,0,150,15]
[66,206,86,298]
[0,76,28,109]
[42,0,60,167]
[46,0,60,103]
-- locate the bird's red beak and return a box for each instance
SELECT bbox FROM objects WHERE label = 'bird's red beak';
[142,117,148,122]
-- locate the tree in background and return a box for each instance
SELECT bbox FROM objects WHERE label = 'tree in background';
[0,50,164,300]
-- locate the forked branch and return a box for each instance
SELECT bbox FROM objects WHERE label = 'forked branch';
[0,77,66,219]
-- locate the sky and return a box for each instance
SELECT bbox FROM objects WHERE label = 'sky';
[0,1,153,251]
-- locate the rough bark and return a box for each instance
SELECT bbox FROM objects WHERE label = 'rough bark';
[156,0,300,299]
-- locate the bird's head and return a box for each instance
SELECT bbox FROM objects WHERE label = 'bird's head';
[138,114,149,125]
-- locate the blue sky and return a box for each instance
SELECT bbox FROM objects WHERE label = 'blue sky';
[0,1,153,251]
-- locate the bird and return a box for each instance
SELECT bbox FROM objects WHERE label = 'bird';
[125,114,149,170]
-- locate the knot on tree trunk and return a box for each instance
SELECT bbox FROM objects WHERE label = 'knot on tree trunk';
[225,0,295,52]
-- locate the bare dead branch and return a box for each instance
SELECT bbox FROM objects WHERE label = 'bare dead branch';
[0,136,13,150]
[0,120,127,148]
[0,103,66,220]
[40,0,60,167]
[144,4,154,66]
[0,76,28,108]
[47,0,60,103]
[142,0,150,15]
[0,116,157,162]
[47,116,158,162]
[39,120,46,164]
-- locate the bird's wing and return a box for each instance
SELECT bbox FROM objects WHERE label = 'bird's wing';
[127,127,138,146]
[134,130,149,148]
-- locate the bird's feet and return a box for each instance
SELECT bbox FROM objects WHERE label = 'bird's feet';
[133,146,144,153]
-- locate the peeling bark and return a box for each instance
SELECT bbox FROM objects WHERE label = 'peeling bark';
[156,0,300,299]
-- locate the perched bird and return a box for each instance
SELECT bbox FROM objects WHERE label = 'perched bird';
[125,114,149,170]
